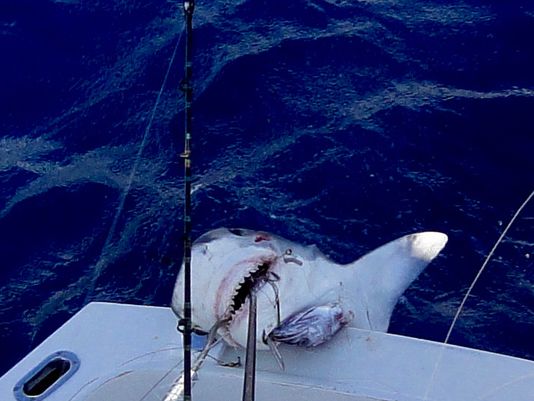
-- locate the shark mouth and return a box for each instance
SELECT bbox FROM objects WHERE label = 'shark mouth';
[227,260,274,320]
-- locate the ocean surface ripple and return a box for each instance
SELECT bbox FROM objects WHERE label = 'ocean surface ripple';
[0,0,533,375]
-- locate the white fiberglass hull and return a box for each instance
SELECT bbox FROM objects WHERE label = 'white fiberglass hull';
[1,302,533,401]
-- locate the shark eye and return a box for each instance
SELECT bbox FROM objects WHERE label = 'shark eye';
[229,228,246,236]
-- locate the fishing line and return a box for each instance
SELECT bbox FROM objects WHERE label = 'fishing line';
[136,322,223,401]
[423,188,534,400]
[159,320,226,401]
[84,26,185,303]
[443,188,534,344]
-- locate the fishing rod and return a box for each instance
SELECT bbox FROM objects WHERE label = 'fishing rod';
[176,2,259,400]
[180,0,195,400]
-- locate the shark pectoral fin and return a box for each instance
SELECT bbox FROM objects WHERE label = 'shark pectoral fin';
[348,231,448,332]
[268,303,349,348]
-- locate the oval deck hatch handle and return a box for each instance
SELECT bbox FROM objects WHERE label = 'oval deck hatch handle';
[14,351,80,401]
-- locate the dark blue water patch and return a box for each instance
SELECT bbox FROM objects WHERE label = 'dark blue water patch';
[0,318,33,372]
[0,0,170,134]
[488,10,534,88]
[0,3,117,131]
[471,261,532,304]
[0,167,39,210]
[193,34,403,165]
[196,33,402,110]
[232,0,330,27]
[45,92,152,154]
[0,181,117,273]
[389,286,452,343]
[375,96,534,208]
[444,305,534,361]
[450,97,534,181]
[192,184,277,232]
[388,7,534,90]
[88,246,177,305]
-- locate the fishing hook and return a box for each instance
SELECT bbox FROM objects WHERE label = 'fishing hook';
[283,248,303,266]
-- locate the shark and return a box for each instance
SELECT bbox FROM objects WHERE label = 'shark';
[172,228,447,353]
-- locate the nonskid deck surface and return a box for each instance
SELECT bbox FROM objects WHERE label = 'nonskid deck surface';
[1,302,533,401]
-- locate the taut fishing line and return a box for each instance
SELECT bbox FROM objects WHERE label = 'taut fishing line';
[84,26,185,303]
[423,188,534,400]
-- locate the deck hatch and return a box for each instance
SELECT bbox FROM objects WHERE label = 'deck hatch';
[14,351,80,401]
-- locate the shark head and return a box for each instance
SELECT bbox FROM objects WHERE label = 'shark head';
[171,228,280,332]
[172,228,448,350]
[171,228,318,342]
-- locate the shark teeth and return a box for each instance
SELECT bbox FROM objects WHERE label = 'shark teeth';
[226,261,272,320]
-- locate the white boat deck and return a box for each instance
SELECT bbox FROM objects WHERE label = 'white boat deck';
[1,302,533,401]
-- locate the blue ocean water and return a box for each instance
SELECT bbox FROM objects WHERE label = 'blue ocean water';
[0,0,533,377]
